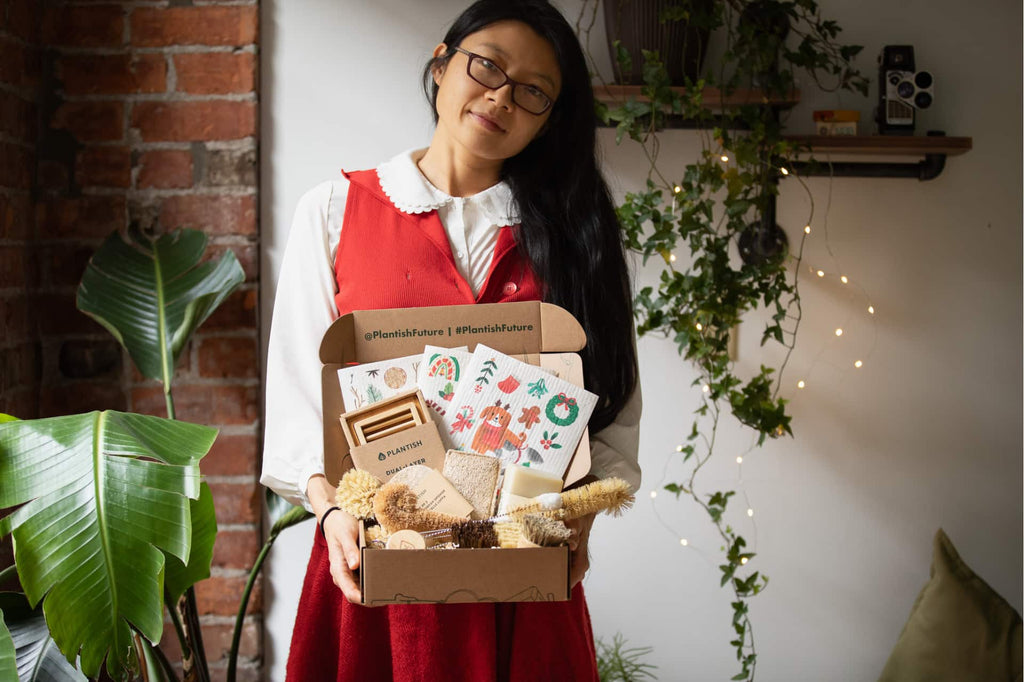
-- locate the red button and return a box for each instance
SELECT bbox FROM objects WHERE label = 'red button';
[502,282,518,296]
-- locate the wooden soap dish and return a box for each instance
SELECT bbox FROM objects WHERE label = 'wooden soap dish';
[340,390,431,449]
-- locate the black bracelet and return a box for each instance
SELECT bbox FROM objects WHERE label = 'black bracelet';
[319,506,341,539]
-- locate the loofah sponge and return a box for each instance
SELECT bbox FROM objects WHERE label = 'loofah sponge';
[442,450,500,519]
[334,468,383,520]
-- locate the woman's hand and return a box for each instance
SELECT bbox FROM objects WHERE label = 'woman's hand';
[320,507,363,604]
[308,474,362,603]
[565,511,596,588]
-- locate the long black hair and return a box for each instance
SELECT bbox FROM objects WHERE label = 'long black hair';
[423,0,638,432]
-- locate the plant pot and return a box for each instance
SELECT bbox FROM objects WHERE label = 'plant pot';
[604,0,712,86]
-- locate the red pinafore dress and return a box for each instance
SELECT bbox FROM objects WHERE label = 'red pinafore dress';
[284,169,600,682]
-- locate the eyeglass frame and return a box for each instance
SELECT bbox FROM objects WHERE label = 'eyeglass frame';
[451,46,554,116]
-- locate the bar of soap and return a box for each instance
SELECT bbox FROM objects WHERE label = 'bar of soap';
[389,465,473,518]
[442,450,500,520]
[497,465,563,515]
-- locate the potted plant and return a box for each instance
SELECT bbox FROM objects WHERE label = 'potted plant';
[0,228,310,682]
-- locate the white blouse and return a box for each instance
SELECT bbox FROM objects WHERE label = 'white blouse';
[260,148,642,511]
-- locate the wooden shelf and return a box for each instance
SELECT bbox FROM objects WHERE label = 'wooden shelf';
[784,135,973,157]
[595,83,800,109]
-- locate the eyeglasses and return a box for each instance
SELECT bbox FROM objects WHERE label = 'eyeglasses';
[452,47,553,116]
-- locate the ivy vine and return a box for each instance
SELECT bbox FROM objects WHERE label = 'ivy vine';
[577,1,868,679]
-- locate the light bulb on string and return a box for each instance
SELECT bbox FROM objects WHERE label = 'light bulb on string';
[675,445,684,453]
[669,253,677,263]
[797,380,806,389]
[673,185,682,194]
[780,167,789,176]
[736,456,743,464]
[804,225,811,234]
[702,384,711,393]
[868,305,875,314]
[747,508,754,517]
[680,538,689,547]
[834,328,843,337]
[740,557,749,565]
[650,490,658,499]
[695,322,703,331]
[854,360,863,368]
[840,275,849,284]
[816,270,825,277]
[720,154,729,162]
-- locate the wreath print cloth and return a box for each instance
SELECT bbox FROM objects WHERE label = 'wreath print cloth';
[441,344,597,479]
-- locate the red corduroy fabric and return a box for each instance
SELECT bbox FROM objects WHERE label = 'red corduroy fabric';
[285,168,599,682]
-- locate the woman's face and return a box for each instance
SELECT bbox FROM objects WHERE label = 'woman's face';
[432,20,562,165]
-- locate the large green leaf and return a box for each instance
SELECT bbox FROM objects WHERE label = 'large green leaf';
[0,412,217,680]
[266,489,313,538]
[0,608,15,681]
[164,481,217,604]
[76,228,244,382]
[2,593,87,682]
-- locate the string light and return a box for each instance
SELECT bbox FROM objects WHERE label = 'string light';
[746,508,754,517]
[695,322,703,331]
[736,456,743,464]
[669,253,677,263]
[675,445,684,452]
[673,185,682,193]
[854,360,863,368]
[868,305,875,314]
[816,270,825,277]
[720,154,729,162]
[740,557,749,565]
[680,538,689,547]
[650,490,658,499]
[804,225,811,234]
[780,167,789,176]
[702,384,711,393]
[797,380,805,389]
[840,275,849,284]
[834,328,843,336]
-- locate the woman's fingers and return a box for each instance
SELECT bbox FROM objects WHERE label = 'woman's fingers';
[323,510,363,603]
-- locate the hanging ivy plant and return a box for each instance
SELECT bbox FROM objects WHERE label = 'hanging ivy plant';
[576,1,868,679]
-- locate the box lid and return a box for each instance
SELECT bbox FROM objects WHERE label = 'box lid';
[319,301,586,364]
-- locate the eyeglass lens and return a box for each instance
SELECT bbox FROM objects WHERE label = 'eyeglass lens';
[467,56,550,115]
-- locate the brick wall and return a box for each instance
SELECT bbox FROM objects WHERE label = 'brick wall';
[0,0,41,595]
[3,1,264,679]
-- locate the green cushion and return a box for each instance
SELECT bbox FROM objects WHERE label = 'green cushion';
[879,528,1023,682]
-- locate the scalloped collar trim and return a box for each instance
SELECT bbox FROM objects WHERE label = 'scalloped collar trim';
[375,148,520,226]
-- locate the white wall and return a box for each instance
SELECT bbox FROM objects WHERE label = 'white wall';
[260,1,1023,680]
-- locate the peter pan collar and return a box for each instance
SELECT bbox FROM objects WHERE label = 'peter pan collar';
[376,148,520,227]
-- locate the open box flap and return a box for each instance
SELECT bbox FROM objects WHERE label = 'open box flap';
[321,302,591,485]
[320,301,585,364]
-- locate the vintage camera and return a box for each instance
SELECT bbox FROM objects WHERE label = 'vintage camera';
[876,45,934,135]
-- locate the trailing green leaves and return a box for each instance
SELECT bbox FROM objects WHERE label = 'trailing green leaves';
[0,411,216,680]
[77,228,244,386]
[590,1,868,678]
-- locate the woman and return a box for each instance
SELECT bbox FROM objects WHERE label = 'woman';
[262,1,641,679]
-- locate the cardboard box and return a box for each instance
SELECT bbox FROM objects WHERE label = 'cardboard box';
[813,109,860,136]
[358,523,570,606]
[320,301,590,605]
